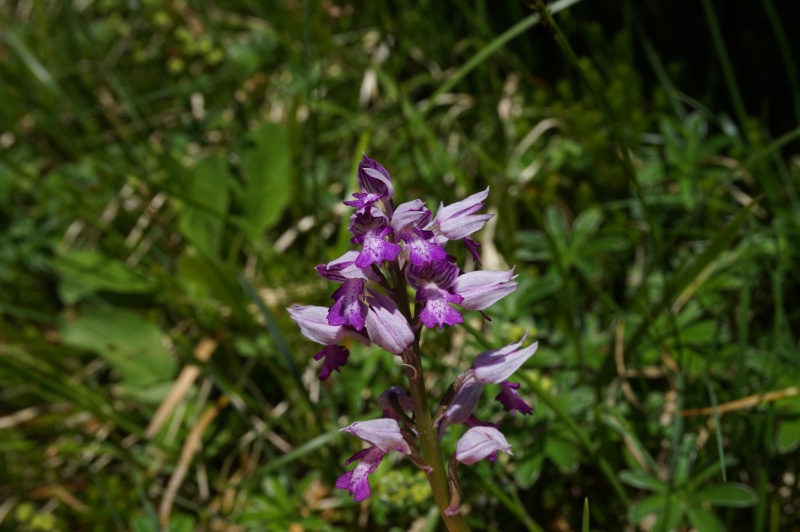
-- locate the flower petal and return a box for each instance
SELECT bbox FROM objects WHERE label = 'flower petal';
[471,334,538,384]
[452,268,518,310]
[340,418,411,455]
[364,290,414,354]
[455,426,512,465]
[336,446,385,502]
[495,381,534,416]
[313,345,350,381]
[431,187,493,240]
[328,279,368,330]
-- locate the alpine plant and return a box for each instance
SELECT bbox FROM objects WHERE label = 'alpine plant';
[288,155,537,527]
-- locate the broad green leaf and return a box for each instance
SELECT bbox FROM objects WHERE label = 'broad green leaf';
[238,121,291,242]
[777,417,800,454]
[692,483,758,508]
[53,250,157,304]
[686,507,723,532]
[572,207,603,246]
[178,254,246,315]
[619,470,668,493]
[628,494,666,523]
[515,451,545,488]
[178,155,229,257]
[59,308,175,388]
[545,437,579,474]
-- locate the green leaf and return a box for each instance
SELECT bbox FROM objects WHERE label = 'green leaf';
[582,498,590,532]
[178,155,230,257]
[651,497,685,532]
[59,308,175,388]
[686,507,723,532]
[777,417,800,454]
[515,451,545,488]
[53,250,157,304]
[692,483,758,508]
[238,121,292,242]
[545,437,579,474]
[628,494,666,523]
[571,207,603,247]
[619,470,668,493]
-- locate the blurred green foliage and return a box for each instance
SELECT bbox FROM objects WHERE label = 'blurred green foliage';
[1,0,799,530]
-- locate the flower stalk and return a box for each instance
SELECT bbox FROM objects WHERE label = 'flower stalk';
[288,155,538,527]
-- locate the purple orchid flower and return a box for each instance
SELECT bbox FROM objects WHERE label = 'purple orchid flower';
[468,333,538,385]
[364,289,414,354]
[348,206,402,269]
[430,187,493,242]
[391,200,448,267]
[407,260,518,330]
[406,259,465,330]
[337,419,411,501]
[495,380,534,416]
[454,426,512,465]
[314,345,350,381]
[378,386,415,421]
[287,305,369,380]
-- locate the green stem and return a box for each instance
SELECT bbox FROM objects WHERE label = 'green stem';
[390,263,470,532]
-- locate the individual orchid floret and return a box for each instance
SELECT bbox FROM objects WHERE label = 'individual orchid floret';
[288,305,369,380]
[391,200,448,267]
[314,345,350,381]
[430,187,493,241]
[436,383,484,440]
[495,381,534,416]
[364,289,414,354]
[454,426,512,465]
[451,267,518,310]
[348,206,402,269]
[358,155,395,206]
[335,446,385,502]
[341,418,412,455]
[344,191,384,213]
[287,305,369,347]
[468,333,538,385]
[328,279,368,330]
[407,260,464,330]
[337,418,412,502]
[315,250,377,283]
[378,387,414,421]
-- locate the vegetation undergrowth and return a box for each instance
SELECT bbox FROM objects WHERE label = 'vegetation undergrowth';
[1,1,799,530]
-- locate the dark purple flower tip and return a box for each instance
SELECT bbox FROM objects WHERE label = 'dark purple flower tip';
[344,191,383,212]
[463,237,482,265]
[327,279,368,330]
[495,381,534,416]
[378,386,414,420]
[358,155,394,200]
[336,446,385,502]
[314,345,350,381]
